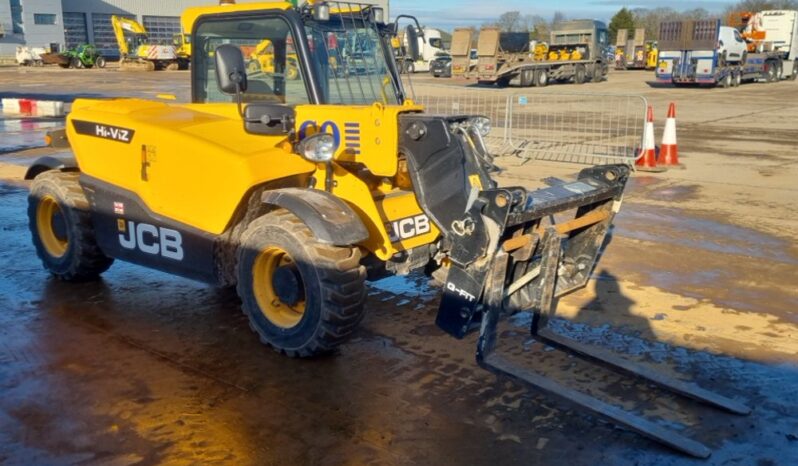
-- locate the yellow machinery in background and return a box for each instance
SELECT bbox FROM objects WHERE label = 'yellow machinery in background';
[112,15,182,71]
[645,40,658,69]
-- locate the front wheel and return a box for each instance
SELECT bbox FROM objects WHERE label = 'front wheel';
[236,211,367,357]
[28,171,113,281]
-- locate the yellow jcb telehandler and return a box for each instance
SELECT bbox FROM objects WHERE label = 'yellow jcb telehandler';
[25,2,748,456]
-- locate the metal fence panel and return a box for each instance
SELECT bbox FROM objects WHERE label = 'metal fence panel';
[403,81,511,153]
[400,81,647,166]
[507,92,647,165]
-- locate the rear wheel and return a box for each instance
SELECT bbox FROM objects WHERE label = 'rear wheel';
[28,171,113,281]
[574,64,586,84]
[96,56,106,68]
[720,72,732,88]
[520,69,534,87]
[732,70,741,87]
[535,69,548,87]
[236,211,367,357]
[765,61,777,82]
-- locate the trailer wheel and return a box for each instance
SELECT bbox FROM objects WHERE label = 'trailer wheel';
[574,64,586,84]
[237,210,367,357]
[28,171,114,281]
[765,61,777,82]
[535,69,548,87]
[720,72,732,88]
[520,69,534,87]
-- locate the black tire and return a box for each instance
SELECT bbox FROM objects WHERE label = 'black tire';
[496,76,511,87]
[733,71,741,87]
[765,61,777,82]
[790,62,798,81]
[776,61,784,80]
[592,64,605,83]
[72,57,84,69]
[720,72,732,88]
[236,210,366,357]
[574,64,586,84]
[406,62,415,73]
[28,171,113,281]
[535,69,548,87]
[96,56,106,68]
[520,69,534,87]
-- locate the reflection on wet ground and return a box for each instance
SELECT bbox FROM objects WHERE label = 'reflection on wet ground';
[0,116,63,155]
[2,181,798,464]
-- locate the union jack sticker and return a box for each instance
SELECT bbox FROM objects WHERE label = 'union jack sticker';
[113,202,125,215]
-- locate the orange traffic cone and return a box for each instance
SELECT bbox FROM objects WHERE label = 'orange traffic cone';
[636,106,666,172]
[659,103,683,167]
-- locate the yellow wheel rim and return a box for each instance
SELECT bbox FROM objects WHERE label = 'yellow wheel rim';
[36,195,68,258]
[252,247,306,329]
[287,65,299,80]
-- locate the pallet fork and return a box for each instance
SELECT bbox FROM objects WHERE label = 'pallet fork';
[477,227,750,458]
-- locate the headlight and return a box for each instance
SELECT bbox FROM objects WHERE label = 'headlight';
[471,116,491,137]
[296,133,335,162]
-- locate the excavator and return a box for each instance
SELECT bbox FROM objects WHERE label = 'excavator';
[111,15,183,71]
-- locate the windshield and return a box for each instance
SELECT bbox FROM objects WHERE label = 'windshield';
[194,15,311,105]
[305,4,401,105]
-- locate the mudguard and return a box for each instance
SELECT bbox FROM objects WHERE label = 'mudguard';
[24,155,78,180]
[261,188,369,246]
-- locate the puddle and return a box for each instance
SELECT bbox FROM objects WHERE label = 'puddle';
[615,204,797,265]
[0,117,62,154]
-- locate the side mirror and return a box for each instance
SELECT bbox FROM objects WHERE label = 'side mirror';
[405,25,420,62]
[215,44,248,95]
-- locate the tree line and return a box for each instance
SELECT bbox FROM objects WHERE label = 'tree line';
[479,0,798,43]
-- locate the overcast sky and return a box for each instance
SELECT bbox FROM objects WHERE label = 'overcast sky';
[394,0,732,29]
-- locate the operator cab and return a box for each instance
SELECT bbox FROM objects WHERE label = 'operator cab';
[191,2,417,107]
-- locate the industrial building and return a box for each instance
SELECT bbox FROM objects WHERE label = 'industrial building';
[0,0,389,59]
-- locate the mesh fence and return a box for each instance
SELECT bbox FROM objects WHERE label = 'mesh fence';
[402,81,647,165]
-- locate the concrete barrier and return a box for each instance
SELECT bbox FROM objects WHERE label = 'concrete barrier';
[1,97,65,117]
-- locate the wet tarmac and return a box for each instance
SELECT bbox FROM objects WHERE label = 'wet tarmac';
[1,67,798,465]
[2,181,798,465]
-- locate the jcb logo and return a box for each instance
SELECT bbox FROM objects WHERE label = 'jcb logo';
[387,214,431,242]
[118,220,183,260]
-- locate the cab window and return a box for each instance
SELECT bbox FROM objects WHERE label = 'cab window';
[194,15,310,106]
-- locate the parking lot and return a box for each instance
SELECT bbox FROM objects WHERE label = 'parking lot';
[1,65,797,465]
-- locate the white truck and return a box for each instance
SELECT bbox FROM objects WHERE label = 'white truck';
[656,12,798,87]
[401,26,446,72]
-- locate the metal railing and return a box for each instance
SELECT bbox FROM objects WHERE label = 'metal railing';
[507,92,647,165]
[402,81,647,166]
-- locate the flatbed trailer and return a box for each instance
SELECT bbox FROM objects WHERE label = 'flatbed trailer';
[477,21,610,87]
[656,17,798,87]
